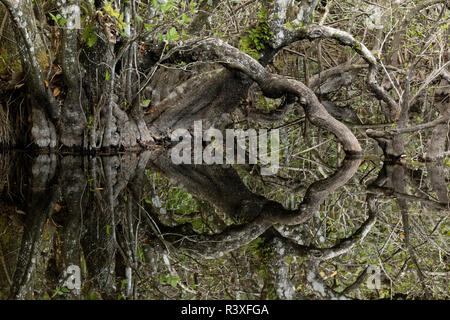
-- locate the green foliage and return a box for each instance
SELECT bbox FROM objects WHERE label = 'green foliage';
[0,47,22,73]
[48,12,67,26]
[152,0,176,13]
[160,274,182,288]
[166,27,180,42]
[238,7,272,60]
[136,0,194,42]
[51,286,70,298]
[136,246,145,262]
[144,170,205,231]
[102,1,128,34]
[87,115,94,128]
[245,237,273,262]
[285,21,304,32]
[165,187,197,215]
[82,24,98,47]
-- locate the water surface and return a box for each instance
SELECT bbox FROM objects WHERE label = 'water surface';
[0,151,448,300]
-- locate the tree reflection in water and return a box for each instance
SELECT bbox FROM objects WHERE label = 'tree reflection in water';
[0,151,448,300]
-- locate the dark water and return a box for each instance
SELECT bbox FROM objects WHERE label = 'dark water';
[0,150,448,300]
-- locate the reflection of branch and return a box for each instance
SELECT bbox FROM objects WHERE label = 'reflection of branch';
[307,197,377,260]
[410,217,449,256]
[10,156,60,299]
[340,267,369,296]
[271,158,362,225]
[270,237,296,300]
[367,185,448,210]
[164,216,274,259]
[273,194,379,299]
[425,164,449,205]
[144,152,372,298]
[274,194,377,261]
[390,162,432,297]
[0,241,12,286]
[58,157,87,299]
[400,199,431,297]
[162,253,197,294]
[146,152,361,259]
[81,154,147,299]
[304,260,350,300]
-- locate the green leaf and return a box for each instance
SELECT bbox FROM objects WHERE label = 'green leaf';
[166,27,180,41]
[49,12,58,23]
[120,279,127,290]
[49,12,67,25]
[87,33,98,47]
[182,13,191,22]
[141,99,151,107]
[82,24,98,47]
[166,275,181,288]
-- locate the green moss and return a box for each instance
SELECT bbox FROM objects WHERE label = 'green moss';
[238,38,262,60]
[288,21,305,32]
[285,21,294,31]
[0,48,22,74]
[352,42,362,52]
[37,49,50,70]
